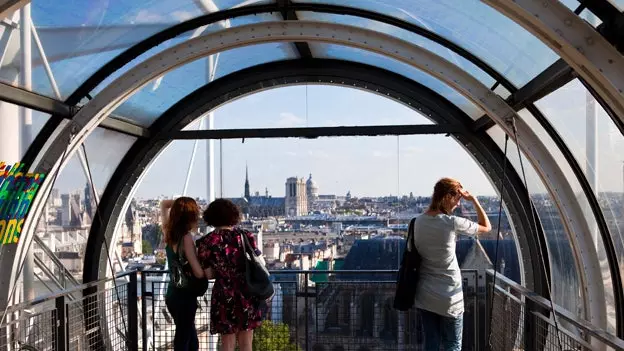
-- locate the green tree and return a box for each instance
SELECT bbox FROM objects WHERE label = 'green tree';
[253,321,302,351]
[142,240,153,254]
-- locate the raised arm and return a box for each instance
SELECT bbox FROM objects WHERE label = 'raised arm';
[461,190,492,233]
[160,199,175,230]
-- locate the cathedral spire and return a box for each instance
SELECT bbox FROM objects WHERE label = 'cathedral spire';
[244,164,250,199]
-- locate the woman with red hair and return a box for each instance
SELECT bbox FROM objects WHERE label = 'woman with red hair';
[161,197,205,351]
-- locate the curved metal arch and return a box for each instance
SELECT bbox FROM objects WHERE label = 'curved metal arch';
[4,19,610,330]
[484,0,624,132]
[83,57,547,300]
[20,0,521,179]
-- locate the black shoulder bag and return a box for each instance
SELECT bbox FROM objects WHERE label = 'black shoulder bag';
[240,232,274,300]
[393,217,421,311]
[170,236,209,297]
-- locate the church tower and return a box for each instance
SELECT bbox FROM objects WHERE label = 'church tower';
[244,164,250,200]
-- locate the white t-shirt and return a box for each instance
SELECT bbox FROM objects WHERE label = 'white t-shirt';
[412,213,479,318]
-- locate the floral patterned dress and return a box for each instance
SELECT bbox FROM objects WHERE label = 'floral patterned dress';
[196,228,263,335]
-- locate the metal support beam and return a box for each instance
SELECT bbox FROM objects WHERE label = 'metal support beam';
[166,124,466,140]
[99,116,150,138]
[507,59,575,110]
[277,0,313,58]
[0,81,71,116]
[473,58,575,131]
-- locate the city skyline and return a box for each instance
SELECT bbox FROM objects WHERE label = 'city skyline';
[43,82,624,200]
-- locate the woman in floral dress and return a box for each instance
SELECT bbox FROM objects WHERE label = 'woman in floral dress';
[197,199,263,351]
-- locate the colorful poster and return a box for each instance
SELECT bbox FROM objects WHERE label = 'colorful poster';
[0,162,46,245]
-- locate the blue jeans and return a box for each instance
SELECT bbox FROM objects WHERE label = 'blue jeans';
[166,296,198,351]
[419,309,463,351]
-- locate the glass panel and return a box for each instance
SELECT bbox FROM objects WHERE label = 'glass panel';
[29,110,50,151]
[36,151,88,284]
[296,11,496,87]
[0,1,272,98]
[90,13,283,101]
[487,125,584,319]
[295,0,559,87]
[183,84,435,131]
[534,80,624,332]
[112,42,298,126]
[308,43,485,119]
[82,127,137,195]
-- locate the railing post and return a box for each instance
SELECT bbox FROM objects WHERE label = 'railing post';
[140,271,148,351]
[485,271,492,350]
[304,271,309,351]
[127,271,139,351]
[524,299,536,351]
[55,295,67,351]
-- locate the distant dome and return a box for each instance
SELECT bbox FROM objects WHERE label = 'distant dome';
[306,173,319,197]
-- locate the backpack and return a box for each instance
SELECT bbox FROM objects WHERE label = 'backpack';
[169,235,208,297]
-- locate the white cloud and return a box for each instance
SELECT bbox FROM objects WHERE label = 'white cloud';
[275,112,306,128]
[284,151,297,157]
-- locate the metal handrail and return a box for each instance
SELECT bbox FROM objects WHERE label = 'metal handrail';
[141,269,401,274]
[33,235,80,286]
[486,269,624,349]
[4,271,134,314]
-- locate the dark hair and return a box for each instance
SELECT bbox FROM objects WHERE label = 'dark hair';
[165,197,200,246]
[202,198,241,227]
[429,177,462,215]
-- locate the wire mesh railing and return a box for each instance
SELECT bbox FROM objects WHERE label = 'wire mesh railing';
[140,269,480,351]
[486,269,624,351]
[0,271,137,351]
[4,268,624,351]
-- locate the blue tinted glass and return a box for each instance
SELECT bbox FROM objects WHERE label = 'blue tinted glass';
[486,125,584,317]
[6,1,272,98]
[90,13,282,99]
[113,43,298,126]
[295,0,559,87]
[297,11,496,88]
[309,43,484,119]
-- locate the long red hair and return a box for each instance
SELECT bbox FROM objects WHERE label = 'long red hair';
[164,197,200,246]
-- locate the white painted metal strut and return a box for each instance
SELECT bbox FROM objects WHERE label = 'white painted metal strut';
[2,20,607,331]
